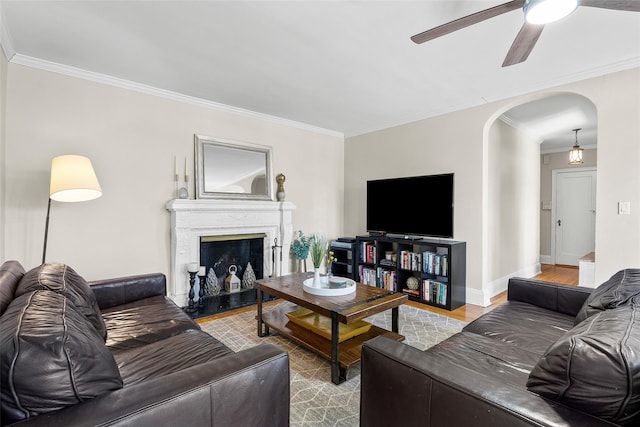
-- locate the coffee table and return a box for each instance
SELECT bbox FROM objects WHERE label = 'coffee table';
[255,273,408,384]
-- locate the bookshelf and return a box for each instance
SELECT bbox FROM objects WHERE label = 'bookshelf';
[355,235,466,311]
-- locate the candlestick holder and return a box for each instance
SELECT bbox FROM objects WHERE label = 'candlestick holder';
[187,271,197,313]
[198,274,206,308]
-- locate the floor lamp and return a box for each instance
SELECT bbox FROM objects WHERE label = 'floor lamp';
[42,155,102,264]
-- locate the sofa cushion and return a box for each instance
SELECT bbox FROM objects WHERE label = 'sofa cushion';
[15,263,107,340]
[575,268,640,325]
[114,329,233,386]
[527,303,640,425]
[102,295,199,351]
[0,260,25,316]
[462,300,575,356]
[426,331,541,389]
[0,290,122,421]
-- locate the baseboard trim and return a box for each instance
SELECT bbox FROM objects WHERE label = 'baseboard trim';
[466,288,491,308]
[486,263,542,301]
[539,255,552,264]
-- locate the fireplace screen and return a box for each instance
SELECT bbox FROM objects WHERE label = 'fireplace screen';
[199,234,265,296]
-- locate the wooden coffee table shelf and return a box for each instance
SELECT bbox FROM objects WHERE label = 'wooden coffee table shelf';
[261,303,404,370]
[255,273,408,384]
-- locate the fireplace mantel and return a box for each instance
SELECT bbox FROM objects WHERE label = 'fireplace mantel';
[166,199,295,306]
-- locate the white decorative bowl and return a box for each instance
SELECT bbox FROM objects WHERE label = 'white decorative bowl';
[302,277,356,296]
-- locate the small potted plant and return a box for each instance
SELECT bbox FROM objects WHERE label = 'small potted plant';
[310,233,328,287]
[291,230,311,272]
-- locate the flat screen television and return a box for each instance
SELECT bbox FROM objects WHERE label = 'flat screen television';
[366,173,454,238]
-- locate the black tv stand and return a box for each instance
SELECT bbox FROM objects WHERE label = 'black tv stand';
[355,235,466,311]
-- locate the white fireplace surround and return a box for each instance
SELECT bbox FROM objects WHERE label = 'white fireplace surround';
[166,199,295,306]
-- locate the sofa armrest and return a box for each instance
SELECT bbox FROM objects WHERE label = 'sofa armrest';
[507,277,592,317]
[89,273,167,309]
[10,343,289,427]
[360,336,616,427]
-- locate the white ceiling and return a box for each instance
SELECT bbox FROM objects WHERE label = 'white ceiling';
[1,1,639,149]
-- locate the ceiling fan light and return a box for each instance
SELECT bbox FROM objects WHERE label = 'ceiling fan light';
[524,0,578,24]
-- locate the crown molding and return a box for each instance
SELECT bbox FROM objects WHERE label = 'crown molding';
[8,54,344,139]
[347,56,640,138]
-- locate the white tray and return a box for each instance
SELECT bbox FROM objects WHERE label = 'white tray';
[302,277,356,296]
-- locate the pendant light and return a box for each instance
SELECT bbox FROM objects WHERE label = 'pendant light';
[568,128,584,165]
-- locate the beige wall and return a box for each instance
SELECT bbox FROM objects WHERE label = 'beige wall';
[487,119,540,294]
[539,148,597,260]
[345,67,640,305]
[345,105,488,304]
[0,48,7,260]
[3,64,344,281]
[3,60,639,304]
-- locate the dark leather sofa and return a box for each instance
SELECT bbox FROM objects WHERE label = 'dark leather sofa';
[361,269,640,427]
[0,260,290,426]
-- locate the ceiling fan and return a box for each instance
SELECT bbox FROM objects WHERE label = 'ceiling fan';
[411,0,640,67]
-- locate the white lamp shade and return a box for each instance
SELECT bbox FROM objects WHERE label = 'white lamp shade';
[524,0,577,24]
[49,155,102,202]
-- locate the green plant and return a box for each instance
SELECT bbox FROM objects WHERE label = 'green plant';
[291,230,311,260]
[310,233,328,269]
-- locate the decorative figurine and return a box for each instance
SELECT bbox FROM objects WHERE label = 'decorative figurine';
[406,276,420,290]
[242,262,256,289]
[206,268,220,296]
[224,265,241,293]
[276,173,286,201]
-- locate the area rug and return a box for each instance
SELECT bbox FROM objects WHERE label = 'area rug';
[199,301,467,427]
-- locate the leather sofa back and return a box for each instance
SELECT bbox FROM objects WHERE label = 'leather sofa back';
[90,273,166,309]
[507,277,592,317]
[0,260,25,316]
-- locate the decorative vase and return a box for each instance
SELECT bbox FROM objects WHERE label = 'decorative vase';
[276,173,286,201]
[296,258,307,273]
[313,267,322,288]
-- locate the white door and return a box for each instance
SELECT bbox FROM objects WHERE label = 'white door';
[554,169,596,266]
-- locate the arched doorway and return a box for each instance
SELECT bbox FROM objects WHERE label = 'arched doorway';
[485,93,597,290]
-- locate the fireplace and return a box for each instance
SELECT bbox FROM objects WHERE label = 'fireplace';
[187,233,274,316]
[166,199,295,309]
[200,234,265,287]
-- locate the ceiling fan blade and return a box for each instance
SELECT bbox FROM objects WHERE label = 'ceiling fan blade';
[502,23,544,67]
[579,0,640,12]
[411,0,525,44]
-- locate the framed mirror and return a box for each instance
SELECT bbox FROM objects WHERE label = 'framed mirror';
[195,135,273,200]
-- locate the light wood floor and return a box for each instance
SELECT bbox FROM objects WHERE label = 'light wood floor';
[197,264,579,325]
[411,264,579,323]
